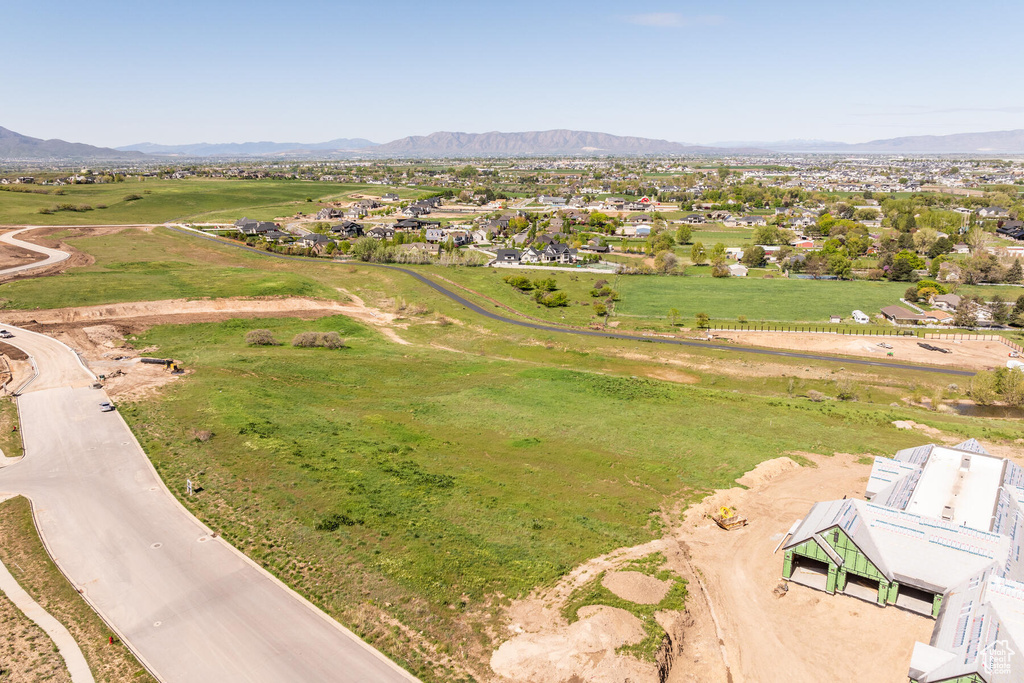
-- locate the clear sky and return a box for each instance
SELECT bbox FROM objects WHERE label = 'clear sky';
[4,0,1023,147]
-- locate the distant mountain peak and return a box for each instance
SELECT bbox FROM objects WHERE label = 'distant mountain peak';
[0,126,144,161]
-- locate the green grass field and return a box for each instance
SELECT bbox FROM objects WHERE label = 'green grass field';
[117,313,1016,679]
[0,178,430,225]
[0,228,339,309]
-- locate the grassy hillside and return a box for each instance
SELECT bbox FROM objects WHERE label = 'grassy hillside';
[0,179,417,225]
[119,314,987,679]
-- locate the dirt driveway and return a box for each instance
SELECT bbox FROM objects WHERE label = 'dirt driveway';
[721,330,1011,371]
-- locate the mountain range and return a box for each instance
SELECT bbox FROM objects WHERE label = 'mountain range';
[0,126,144,161]
[117,138,377,156]
[6,126,1024,161]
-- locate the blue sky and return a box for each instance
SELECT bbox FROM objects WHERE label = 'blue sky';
[3,0,1023,146]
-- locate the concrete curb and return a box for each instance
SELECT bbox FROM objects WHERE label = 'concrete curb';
[0,508,95,683]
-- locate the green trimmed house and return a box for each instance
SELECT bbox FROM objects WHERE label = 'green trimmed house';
[783,440,1023,683]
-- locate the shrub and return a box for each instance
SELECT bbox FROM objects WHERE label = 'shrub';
[320,331,345,349]
[503,275,534,291]
[190,429,213,442]
[123,194,143,202]
[245,329,279,346]
[593,303,607,316]
[807,390,827,402]
[292,331,346,349]
[534,291,569,307]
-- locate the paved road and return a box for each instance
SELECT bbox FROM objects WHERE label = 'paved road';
[166,225,975,377]
[0,226,70,276]
[0,329,415,681]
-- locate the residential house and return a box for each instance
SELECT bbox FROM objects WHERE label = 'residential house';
[494,249,521,264]
[736,215,768,227]
[315,207,344,220]
[543,243,576,264]
[728,263,748,277]
[345,207,367,219]
[330,221,363,238]
[365,226,395,240]
[923,310,953,324]
[580,239,609,253]
[299,233,333,252]
[978,206,1009,219]
[626,213,652,225]
[537,195,567,207]
[682,213,706,224]
[381,193,400,202]
[931,293,962,312]
[520,246,543,264]
[881,305,926,324]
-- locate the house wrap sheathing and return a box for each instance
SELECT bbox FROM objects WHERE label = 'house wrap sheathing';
[783,439,1024,683]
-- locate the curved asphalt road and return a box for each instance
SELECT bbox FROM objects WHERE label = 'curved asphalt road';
[0,226,71,275]
[165,225,975,378]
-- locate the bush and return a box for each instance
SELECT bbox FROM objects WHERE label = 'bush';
[123,194,143,202]
[534,291,570,307]
[245,329,279,346]
[320,331,345,349]
[807,390,827,402]
[292,331,346,349]
[503,275,534,291]
[593,303,607,316]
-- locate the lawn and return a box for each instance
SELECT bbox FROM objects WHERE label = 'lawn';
[616,277,913,322]
[120,313,954,679]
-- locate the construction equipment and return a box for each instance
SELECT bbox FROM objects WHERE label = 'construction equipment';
[711,506,748,531]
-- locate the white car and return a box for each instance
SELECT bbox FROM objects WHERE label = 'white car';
[99,402,115,412]
[0,330,13,339]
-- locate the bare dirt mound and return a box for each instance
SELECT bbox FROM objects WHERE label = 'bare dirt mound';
[602,571,672,605]
[491,605,656,683]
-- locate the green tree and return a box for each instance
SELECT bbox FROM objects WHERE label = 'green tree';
[1008,258,1023,283]
[674,224,692,244]
[741,245,766,267]
[691,242,706,264]
[970,370,999,405]
[667,308,680,325]
[695,312,710,329]
[653,250,679,274]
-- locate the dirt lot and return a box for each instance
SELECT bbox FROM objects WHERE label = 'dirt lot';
[721,330,1011,371]
[492,444,955,683]
[663,452,936,683]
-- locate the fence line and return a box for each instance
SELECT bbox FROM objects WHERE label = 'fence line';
[705,323,1010,343]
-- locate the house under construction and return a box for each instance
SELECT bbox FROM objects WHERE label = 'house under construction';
[782,439,1023,683]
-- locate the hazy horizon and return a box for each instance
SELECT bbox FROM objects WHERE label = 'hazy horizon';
[4,0,1023,147]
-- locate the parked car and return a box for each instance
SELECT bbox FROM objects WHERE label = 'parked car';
[99,402,115,412]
